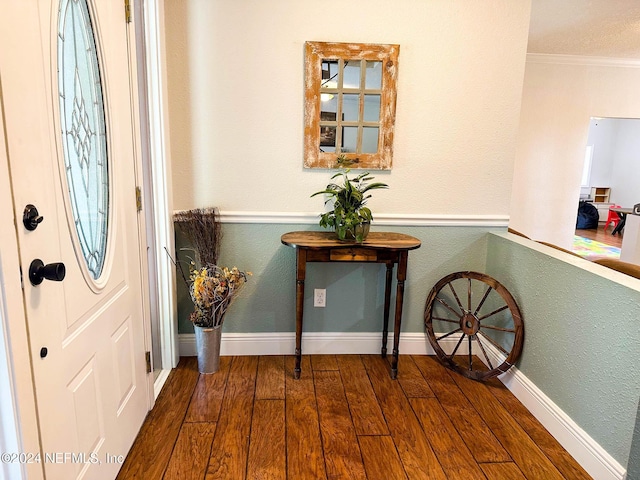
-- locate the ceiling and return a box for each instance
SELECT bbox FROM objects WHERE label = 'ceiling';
[527,0,640,58]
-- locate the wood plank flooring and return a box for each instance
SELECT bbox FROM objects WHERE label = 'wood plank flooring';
[576,224,622,248]
[116,355,592,480]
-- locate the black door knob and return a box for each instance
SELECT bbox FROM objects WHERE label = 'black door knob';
[29,259,66,286]
[23,204,44,231]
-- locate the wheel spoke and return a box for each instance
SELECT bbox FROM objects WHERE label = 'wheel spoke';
[477,304,509,321]
[480,324,516,333]
[436,296,463,318]
[449,333,465,358]
[425,271,523,382]
[475,335,494,370]
[436,328,462,342]
[473,286,492,316]
[478,331,509,356]
[432,316,459,324]
[447,282,464,312]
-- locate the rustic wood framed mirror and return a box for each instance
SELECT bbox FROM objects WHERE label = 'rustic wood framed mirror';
[304,41,399,170]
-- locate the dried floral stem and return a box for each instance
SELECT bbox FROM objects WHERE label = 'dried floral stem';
[189,265,251,328]
[174,207,222,266]
[164,246,189,287]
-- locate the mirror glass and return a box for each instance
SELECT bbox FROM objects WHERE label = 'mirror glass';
[343,126,358,153]
[304,42,399,169]
[343,61,361,88]
[362,127,379,153]
[365,61,382,89]
[364,95,381,122]
[342,94,359,121]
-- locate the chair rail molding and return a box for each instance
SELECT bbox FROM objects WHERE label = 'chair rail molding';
[173,210,510,227]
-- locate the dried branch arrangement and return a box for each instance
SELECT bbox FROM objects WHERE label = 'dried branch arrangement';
[174,207,222,266]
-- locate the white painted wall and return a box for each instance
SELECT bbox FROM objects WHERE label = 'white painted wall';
[510,56,640,248]
[587,118,617,189]
[164,0,531,217]
[610,119,640,208]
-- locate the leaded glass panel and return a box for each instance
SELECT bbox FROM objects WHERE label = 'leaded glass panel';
[57,0,109,279]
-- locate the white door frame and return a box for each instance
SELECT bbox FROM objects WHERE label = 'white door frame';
[0,78,45,480]
[138,0,179,386]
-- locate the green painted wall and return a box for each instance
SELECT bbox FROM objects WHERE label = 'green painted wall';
[630,404,640,480]
[486,233,640,470]
[176,223,493,334]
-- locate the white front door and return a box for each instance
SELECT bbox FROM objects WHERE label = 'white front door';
[0,1,150,479]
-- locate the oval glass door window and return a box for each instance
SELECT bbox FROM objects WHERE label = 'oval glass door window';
[57,0,109,280]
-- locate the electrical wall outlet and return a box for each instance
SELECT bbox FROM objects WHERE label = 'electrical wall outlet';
[314,288,326,307]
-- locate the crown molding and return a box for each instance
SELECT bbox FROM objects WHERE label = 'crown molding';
[526,53,640,68]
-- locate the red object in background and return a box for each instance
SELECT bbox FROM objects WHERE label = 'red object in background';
[605,205,622,232]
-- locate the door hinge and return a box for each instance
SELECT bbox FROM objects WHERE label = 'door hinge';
[125,0,132,23]
[135,186,142,212]
[145,351,152,373]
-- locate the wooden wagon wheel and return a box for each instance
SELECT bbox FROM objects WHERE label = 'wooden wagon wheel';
[424,271,524,381]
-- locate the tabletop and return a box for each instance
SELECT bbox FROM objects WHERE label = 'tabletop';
[610,207,633,215]
[281,231,421,250]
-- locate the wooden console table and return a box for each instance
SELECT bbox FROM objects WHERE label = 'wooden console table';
[281,231,421,379]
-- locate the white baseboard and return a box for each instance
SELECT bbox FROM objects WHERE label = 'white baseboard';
[177,331,626,480]
[153,368,171,399]
[482,342,626,480]
[178,331,437,357]
[496,367,625,480]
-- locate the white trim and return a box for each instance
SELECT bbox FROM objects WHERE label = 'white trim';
[144,0,178,370]
[482,341,626,480]
[0,256,27,480]
[498,368,626,480]
[179,331,436,356]
[153,369,171,399]
[497,232,640,293]
[126,0,157,409]
[173,210,510,227]
[0,91,43,480]
[526,53,640,68]
[178,330,626,480]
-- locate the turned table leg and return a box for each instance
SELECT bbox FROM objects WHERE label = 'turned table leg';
[381,261,394,357]
[391,251,408,379]
[294,249,307,379]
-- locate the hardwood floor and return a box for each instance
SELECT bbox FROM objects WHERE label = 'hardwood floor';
[116,355,592,480]
[576,224,623,248]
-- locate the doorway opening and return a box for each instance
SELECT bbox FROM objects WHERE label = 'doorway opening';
[574,117,640,259]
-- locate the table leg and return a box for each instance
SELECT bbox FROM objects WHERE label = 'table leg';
[612,212,626,236]
[391,251,408,379]
[381,261,394,357]
[294,249,306,379]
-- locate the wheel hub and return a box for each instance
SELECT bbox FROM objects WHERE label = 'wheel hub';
[460,312,480,335]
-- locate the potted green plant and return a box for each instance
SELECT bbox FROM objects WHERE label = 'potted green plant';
[312,167,388,242]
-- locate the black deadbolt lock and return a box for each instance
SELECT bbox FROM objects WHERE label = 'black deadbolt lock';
[23,204,44,231]
[29,259,66,286]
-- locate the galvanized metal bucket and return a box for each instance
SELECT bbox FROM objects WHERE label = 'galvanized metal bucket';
[194,324,222,374]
